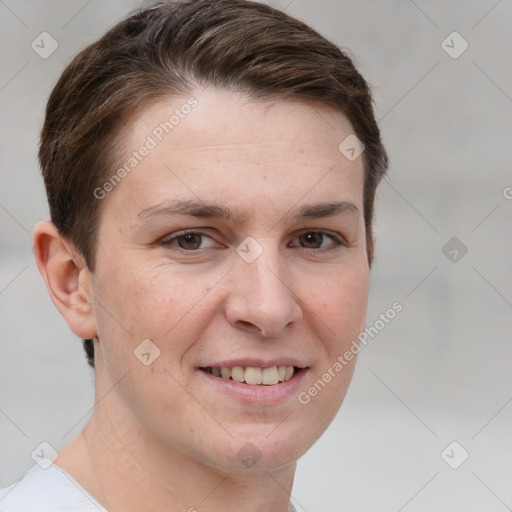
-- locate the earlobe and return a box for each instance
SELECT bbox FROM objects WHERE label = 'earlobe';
[33,221,98,339]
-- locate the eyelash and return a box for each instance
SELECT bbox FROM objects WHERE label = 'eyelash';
[159,229,346,253]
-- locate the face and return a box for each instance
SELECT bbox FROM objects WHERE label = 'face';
[88,87,370,471]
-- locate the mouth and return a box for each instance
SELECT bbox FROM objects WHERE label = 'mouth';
[199,365,302,386]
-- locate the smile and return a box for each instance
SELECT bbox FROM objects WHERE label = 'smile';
[200,365,297,386]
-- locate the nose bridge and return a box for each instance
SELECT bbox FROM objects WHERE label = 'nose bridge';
[227,237,301,335]
[237,239,288,303]
[247,244,287,297]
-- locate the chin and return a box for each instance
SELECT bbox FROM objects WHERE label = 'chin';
[203,423,319,473]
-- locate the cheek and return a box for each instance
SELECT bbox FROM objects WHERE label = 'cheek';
[306,263,369,344]
[93,256,215,363]
[297,269,368,431]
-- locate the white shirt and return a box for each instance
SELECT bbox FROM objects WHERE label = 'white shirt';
[0,461,298,511]
[0,461,108,511]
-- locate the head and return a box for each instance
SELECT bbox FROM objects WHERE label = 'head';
[34,0,387,472]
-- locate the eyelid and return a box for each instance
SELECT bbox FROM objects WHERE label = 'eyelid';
[159,228,347,252]
[160,229,218,247]
[291,229,346,248]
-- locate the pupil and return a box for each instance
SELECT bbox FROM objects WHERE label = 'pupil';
[179,233,201,249]
[301,232,322,248]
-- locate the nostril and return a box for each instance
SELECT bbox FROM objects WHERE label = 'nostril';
[236,321,261,333]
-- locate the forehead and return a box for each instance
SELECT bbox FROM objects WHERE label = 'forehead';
[103,88,364,222]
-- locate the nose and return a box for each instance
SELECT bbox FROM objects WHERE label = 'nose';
[224,242,303,337]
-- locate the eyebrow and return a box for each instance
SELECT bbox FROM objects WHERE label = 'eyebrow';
[135,199,359,225]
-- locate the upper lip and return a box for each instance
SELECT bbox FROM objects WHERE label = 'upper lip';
[199,358,308,369]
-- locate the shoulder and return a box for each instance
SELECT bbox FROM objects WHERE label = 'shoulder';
[0,461,108,512]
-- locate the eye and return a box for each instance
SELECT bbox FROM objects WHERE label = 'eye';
[160,231,217,251]
[159,229,344,253]
[294,231,343,249]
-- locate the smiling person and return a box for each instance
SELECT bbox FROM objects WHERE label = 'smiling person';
[0,1,388,511]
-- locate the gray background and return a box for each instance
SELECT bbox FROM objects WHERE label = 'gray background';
[1,1,511,510]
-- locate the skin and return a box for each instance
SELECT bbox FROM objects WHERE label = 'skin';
[34,87,374,512]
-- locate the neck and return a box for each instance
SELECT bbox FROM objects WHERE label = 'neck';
[56,398,296,512]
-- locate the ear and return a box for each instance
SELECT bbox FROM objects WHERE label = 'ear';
[33,221,98,339]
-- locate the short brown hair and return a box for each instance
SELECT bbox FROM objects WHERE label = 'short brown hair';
[39,0,388,368]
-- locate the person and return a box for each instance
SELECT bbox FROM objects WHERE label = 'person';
[0,0,388,510]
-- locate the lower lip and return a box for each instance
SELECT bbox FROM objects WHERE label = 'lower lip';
[198,368,308,404]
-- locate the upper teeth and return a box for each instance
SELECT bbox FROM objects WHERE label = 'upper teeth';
[207,365,295,385]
